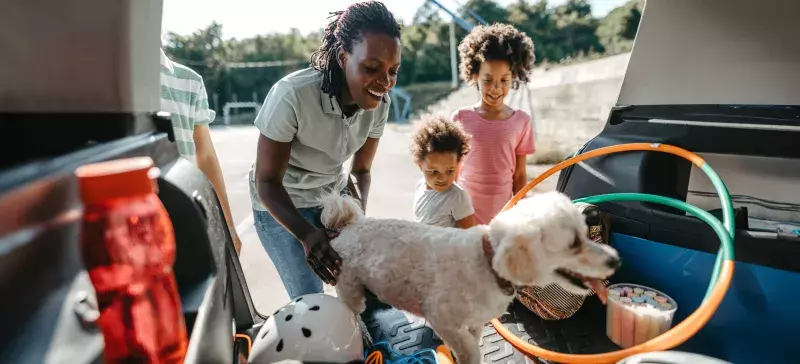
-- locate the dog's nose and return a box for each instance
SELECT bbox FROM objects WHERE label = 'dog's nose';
[606,257,621,270]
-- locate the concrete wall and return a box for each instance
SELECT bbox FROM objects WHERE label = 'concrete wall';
[423,52,631,159]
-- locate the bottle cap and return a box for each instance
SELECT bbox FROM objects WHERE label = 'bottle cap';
[76,157,159,205]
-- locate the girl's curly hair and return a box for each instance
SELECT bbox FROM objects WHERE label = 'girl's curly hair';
[457,23,535,89]
[411,115,471,163]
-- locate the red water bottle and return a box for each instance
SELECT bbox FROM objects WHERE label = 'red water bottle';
[76,157,188,363]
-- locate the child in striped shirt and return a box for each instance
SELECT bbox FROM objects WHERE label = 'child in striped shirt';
[160,48,241,253]
[452,24,536,225]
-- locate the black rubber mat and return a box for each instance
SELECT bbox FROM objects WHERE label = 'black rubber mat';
[482,299,619,364]
[360,292,444,356]
[361,293,619,364]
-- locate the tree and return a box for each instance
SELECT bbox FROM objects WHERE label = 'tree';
[164,23,319,110]
[508,0,559,63]
[551,0,605,58]
[596,0,644,54]
[460,0,509,25]
[620,6,642,40]
[163,0,643,115]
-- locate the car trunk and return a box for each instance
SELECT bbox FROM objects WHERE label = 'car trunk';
[365,0,800,363]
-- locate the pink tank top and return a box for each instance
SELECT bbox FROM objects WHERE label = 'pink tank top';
[452,108,535,224]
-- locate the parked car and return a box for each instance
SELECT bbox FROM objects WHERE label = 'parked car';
[0,1,262,362]
[362,1,800,363]
[2,0,798,363]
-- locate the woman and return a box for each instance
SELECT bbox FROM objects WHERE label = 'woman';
[248,1,402,299]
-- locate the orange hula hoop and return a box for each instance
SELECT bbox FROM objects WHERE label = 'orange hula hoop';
[491,142,734,364]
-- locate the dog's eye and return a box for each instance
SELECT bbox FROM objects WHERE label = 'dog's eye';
[569,237,582,250]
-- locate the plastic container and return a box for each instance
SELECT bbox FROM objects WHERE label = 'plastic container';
[76,157,187,363]
[606,283,677,348]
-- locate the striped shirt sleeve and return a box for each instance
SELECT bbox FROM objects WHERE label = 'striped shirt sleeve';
[160,53,215,161]
[194,82,215,125]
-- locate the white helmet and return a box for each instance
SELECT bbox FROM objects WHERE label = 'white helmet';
[249,293,364,363]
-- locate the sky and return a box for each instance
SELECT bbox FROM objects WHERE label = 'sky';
[162,0,629,40]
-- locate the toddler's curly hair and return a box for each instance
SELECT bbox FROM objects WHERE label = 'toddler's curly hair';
[411,115,471,163]
[457,23,535,89]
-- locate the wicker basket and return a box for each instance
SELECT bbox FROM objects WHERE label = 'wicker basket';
[515,202,611,320]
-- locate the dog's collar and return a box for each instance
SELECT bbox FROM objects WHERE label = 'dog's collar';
[482,234,516,296]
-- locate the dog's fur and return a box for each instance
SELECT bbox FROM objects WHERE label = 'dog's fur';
[321,191,619,364]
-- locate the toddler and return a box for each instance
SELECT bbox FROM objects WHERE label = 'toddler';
[411,115,475,228]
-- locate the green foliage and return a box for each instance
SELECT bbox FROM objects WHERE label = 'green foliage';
[163,0,642,116]
[596,0,644,54]
[165,23,319,112]
[507,0,606,64]
[461,0,510,25]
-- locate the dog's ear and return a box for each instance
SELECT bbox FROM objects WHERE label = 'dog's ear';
[492,227,541,284]
[319,194,364,230]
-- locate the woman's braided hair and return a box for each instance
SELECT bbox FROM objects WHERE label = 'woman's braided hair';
[310,1,402,104]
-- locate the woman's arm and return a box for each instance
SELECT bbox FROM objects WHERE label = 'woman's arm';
[512,154,528,195]
[255,135,315,239]
[255,134,341,284]
[349,137,380,212]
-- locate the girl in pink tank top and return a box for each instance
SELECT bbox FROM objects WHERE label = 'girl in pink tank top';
[452,23,536,224]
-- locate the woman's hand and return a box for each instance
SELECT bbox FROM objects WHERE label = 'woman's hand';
[300,228,343,285]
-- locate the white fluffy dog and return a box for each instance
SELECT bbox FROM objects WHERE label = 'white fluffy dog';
[321,191,620,364]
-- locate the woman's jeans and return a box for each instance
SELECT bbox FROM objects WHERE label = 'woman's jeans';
[253,207,323,300]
